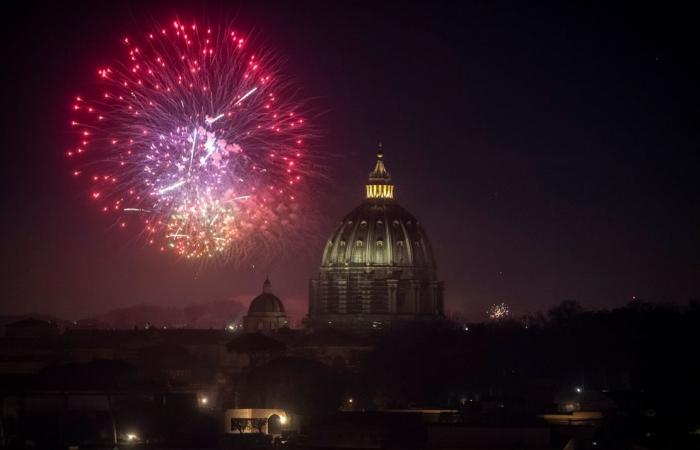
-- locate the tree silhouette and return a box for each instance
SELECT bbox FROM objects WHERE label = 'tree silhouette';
[226,333,286,368]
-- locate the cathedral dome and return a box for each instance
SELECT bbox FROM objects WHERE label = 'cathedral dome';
[308,146,445,330]
[248,279,286,314]
[321,146,435,269]
[321,202,436,268]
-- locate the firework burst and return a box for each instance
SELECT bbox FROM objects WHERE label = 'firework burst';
[69,19,316,262]
[486,302,510,320]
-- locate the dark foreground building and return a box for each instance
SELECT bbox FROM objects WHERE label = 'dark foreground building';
[308,148,445,330]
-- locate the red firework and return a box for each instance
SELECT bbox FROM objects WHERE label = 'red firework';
[69,19,316,261]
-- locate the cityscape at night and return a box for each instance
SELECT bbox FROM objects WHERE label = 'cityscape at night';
[1,1,698,449]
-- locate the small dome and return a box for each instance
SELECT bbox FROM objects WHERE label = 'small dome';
[248,278,286,314]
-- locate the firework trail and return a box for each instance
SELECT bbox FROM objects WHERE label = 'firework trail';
[69,19,317,262]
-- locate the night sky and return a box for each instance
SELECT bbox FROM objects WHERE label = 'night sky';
[1,1,698,321]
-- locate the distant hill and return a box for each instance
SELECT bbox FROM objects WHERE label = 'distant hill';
[77,298,248,329]
[2,292,308,332]
[0,313,69,336]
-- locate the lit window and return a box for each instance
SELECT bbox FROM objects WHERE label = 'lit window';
[366,184,394,199]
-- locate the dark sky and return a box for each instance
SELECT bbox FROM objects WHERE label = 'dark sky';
[1,1,698,321]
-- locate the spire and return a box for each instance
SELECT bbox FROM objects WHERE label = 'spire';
[366,143,394,200]
[263,276,272,294]
[369,142,389,181]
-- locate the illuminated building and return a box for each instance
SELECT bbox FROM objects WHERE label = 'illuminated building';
[243,278,289,332]
[308,146,444,329]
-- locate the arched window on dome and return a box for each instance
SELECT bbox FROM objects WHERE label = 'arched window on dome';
[395,240,405,265]
[374,220,385,238]
[375,239,384,264]
[353,240,365,263]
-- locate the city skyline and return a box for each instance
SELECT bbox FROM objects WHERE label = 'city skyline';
[1,1,698,321]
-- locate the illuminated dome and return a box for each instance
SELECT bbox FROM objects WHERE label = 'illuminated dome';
[321,202,436,268]
[308,146,444,330]
[244,278,289,332]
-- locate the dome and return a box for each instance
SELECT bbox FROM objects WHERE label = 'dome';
[244,278,289,333]
[308,146,445,330]
[321,202,436,268]
[248,279,286,314]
